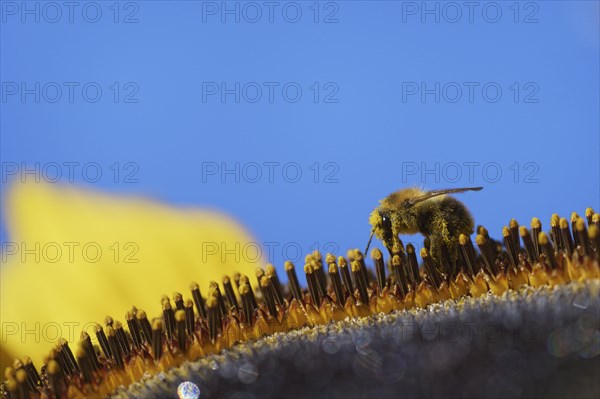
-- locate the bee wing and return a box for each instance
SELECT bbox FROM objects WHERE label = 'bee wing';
[409,187,483,205]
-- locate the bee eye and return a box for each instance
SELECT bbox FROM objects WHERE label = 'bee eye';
[379,213,392,230]
[378,212,393,242]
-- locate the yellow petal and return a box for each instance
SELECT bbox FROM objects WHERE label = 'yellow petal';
[1,181,261,370]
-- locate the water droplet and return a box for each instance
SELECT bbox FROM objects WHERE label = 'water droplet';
[322,334,342,354]
[177,381,201,399]
[237,362,259,384]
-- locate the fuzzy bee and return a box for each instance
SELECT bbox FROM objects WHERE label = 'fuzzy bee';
[366,187,483,264]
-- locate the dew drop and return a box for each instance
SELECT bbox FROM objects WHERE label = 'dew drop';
[177,381,200,399]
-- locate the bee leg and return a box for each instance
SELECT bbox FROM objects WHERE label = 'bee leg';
[385,245,395,259]
[440,244,457,279]
[383,235,402,258]
[382,237,395,258]
[423,237,431,251]
[429,213,460,275]
[428,236,441,264]
[428,235,455,279]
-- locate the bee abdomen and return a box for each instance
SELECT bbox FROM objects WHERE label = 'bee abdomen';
[445,197,476,234]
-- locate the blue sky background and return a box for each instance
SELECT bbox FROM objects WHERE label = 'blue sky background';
[1,0,599,282]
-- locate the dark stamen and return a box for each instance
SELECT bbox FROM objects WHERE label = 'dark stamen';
[371,248,386,293]
[550,214,564,252]
[285,261,303,302]
[184,299,195,336]
[80,331,101,371]
[588,225,600,260]
[406,244,421,285]
[23,357,41,389]
[476,234,499,276]
[311,259,328,299]
[151,319,163,360]
[585,208,595,225]
[222,276,239,310]
[354,249,370,288]
[240,275,258,310]
[576,218,593,257]
[559,217,575,258]
[338,256,354,295]
[76,348,94,384]
[106,327,124,369]
[420,248,442,289]
[539,232,559,270]
[136,310,153,345]
[175,310,187,352]
[239,283,254,325]
[16,369,30,399]
[206,296,220,344]
[114,321,131,358]
[260,276,278,318]
[265,264,285,307]
[392,255,408,298]
[459,234,477,278]
[173,292,184,311]
[304,264,321,306]
[502,226,519,271]
[531,218,542,260]
[94,324,111,360]
[519,226,536,264]
[255,268,266,300]
[162,300,176,340]
[571,213,581,247]
[478,226,497,258]
[351,260,369,305]
[47,360,64,399]
[328,263,345,306]
[509,219,522,254]
[190,282,207,320]
[209,281,227,317]
[126,311,143,350]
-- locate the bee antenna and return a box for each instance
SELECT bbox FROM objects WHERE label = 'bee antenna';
[365,228,375,256]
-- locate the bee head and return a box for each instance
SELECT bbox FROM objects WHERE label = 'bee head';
[367,208,396,255]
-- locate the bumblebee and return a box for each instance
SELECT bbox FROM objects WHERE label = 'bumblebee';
[366,187,483,265]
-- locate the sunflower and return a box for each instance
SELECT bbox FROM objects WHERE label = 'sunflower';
[1,182,599,398]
